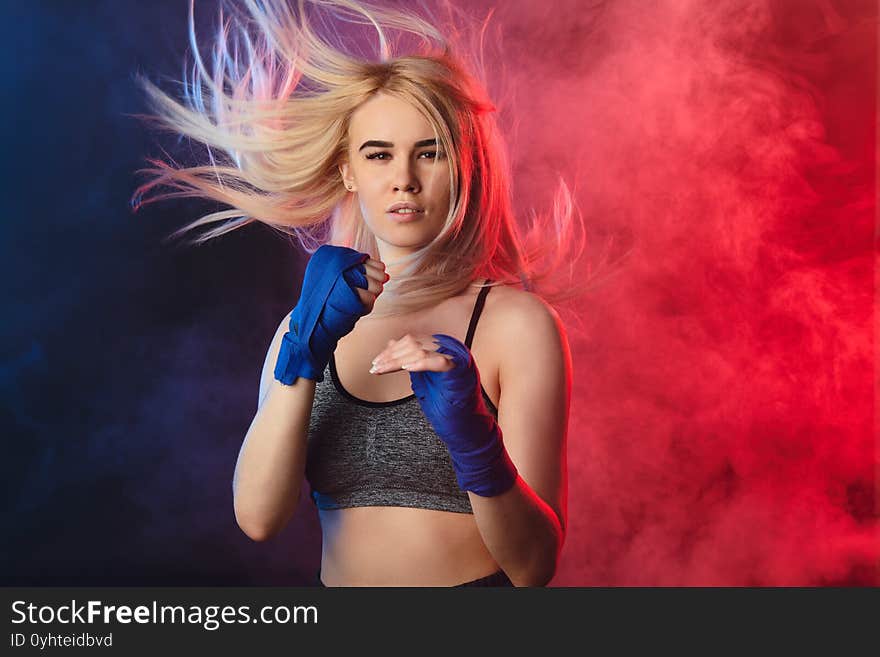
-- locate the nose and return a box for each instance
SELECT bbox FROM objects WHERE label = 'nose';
[392,161,420,193]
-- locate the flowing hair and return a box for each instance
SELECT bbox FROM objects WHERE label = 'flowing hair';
[131,0,622,328]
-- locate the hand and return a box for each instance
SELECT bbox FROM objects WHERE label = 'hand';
[369,333,456,375]
[274,245,388,385]
[352,257,390,315]
[372,333,518,497]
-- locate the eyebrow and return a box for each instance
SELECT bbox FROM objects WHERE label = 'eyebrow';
[358,138,437,151]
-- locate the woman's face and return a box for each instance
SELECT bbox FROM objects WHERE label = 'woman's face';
[340,92,452,264]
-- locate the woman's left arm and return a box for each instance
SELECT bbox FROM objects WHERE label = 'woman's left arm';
[467,294,572,587]
[371,294,572,586]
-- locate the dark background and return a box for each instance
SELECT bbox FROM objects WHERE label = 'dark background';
[2,0,876,586]
[2,0,319,585]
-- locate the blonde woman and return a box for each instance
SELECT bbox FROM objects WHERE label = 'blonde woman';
[133,0,586,587]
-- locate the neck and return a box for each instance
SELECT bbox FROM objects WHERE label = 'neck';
[375,242,419,279]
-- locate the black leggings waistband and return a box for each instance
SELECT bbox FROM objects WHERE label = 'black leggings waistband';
[454,569,514,587]
[315,568,513,587]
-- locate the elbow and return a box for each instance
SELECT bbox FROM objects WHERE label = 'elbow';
[536,515,565,586]
[234,508,275,542]
[522,552,559,587]
[234,500,297,543]
[535,555,559,587]
[521,526,563,587]
[510,557,557,587]
[237,520,277,543]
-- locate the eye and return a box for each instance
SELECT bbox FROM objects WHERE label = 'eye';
[365,151,445,161]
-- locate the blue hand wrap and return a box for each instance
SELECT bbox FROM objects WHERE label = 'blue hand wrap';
[409,333,519,497]
[274,245,370,385]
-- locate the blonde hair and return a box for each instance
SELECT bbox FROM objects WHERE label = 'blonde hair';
[131,0,620,327]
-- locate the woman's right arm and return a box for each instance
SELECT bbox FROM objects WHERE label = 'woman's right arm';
[232,312,315,541]
[232,253,387,541]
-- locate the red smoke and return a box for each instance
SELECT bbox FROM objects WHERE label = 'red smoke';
[477,0,876,584]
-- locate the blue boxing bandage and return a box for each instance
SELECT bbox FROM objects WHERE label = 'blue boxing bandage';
[274,245,371,385]
[408,333,519,497]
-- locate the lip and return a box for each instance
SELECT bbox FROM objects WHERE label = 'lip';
[387,209,424,223]
[386,202,425,223]
[386,201,424,212]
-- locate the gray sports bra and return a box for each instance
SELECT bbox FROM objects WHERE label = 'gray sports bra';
[305,281,497,514]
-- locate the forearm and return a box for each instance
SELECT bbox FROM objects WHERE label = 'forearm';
[232,379,315,541]
[467,476,563,587]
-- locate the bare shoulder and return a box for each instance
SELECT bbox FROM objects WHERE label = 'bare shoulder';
[483,284,566,344]
[482,283,571,385]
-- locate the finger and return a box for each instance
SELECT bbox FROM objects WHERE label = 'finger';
[400,353,455,372]
[370,338,397,365]
[363,258,387,277]
[370,345,423,373]
[372,342,406,366]
[372,346,454,374]
[354,271,387,308]
[363,261,389,287]
[355,284,379,307]
[364,261,390,294]
[375,336,438,364]
[357,261,390,307]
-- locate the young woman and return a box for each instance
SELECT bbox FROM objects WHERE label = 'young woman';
[133,0,585,587]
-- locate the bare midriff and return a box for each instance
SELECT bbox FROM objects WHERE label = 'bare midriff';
[318,506,501,586]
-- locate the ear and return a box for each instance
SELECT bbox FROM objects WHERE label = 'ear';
[339,162,356,192]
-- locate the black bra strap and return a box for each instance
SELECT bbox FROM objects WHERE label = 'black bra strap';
[464,279,492,349]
